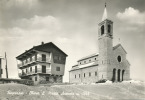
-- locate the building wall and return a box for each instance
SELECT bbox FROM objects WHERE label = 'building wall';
[107,46,130,81]
[32,74,63,85]
[51,53,65,76]
[69,66,98,83]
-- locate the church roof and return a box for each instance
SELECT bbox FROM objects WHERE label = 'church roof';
[70,61,98,71]
[113,44,127,54]
[77,53,98,62]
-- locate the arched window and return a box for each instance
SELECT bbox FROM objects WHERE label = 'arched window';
[108,24,111,33]
[101,25,104,35]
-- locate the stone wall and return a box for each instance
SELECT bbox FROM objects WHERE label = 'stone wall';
[32,74,63,85]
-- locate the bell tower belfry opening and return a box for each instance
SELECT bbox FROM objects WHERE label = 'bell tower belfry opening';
[98,3,114,80]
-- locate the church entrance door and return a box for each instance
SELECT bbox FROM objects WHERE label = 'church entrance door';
[118,69,121,82]
[122,70,125,81]
[112,69,116,82]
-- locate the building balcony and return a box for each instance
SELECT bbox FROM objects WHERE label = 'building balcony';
[18,69,51,78]
[18,57,51,68]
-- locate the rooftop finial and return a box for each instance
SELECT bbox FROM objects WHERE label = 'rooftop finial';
[102,2,108,21]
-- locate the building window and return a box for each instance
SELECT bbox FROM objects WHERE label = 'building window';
[26,69,28,73]
[46,77,49,81]
[56,67,60,71]
[54,55,59,60]
[26,59,28,63]
[35,76,37,81]
[101,25,104,35]
[35,54,37,61]
[95,58,97,60]
[79,74,80,78]
[42,54,46,61]
[42,65,46,73]
[30,67,32,72]
[30,56,32,62]
[89,72,91,77]
[95,72,97,76]
[22,61,24,66]
[80,62,81,64]
[22,69,24,75]
[84,73,85,77]
[117,55,121,62]
[35,66,37,73]
[108,24,111,33]
[89,59,91,62]
[75,75,76,78]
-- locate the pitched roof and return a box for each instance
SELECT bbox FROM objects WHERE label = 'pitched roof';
[113,44,127,54]
[77,53,99,62]
[70,62,98,71]
[16,42,68,59]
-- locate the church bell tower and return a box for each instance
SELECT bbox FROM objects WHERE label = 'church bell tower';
[98,3,114,80]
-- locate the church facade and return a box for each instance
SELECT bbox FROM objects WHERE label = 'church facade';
[69,5,130,83]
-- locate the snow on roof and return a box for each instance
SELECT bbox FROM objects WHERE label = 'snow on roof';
[77,53,99,62]
[70,61,98,71]
[79,61,96,69]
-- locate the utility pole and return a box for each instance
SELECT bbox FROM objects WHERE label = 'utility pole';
[5,52,8,78]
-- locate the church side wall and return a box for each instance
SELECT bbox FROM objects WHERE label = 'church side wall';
[69,66,98,83]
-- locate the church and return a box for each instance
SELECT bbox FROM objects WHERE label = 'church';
[69,4,130,83]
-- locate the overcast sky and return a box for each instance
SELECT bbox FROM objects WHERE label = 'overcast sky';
[0,0,145,82]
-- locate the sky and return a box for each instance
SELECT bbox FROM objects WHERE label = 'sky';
[0,0,145,82]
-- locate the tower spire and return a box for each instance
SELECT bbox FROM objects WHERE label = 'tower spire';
[102,2,108,21]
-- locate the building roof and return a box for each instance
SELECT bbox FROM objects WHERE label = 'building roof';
[113,44,127,54]
[16,42,68,60]
[70,61,98,71]
[77,53,99,62]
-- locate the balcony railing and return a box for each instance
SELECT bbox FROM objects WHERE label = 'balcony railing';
[18,57,51,68]
[18,69,51,77]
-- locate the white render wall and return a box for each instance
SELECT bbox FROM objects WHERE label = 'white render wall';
[69,65,98,83]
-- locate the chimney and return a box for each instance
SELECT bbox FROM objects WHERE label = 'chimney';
[41,41,44,45]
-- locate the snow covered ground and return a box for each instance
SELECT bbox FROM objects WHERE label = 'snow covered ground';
[0,80,145,100]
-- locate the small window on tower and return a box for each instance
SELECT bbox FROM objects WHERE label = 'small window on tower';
[108,24,111,33]
[101,25,104,35]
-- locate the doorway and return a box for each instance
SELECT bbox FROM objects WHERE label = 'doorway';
[122,70,125,81]
[112,68,116,82]
[118,69,121,82]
